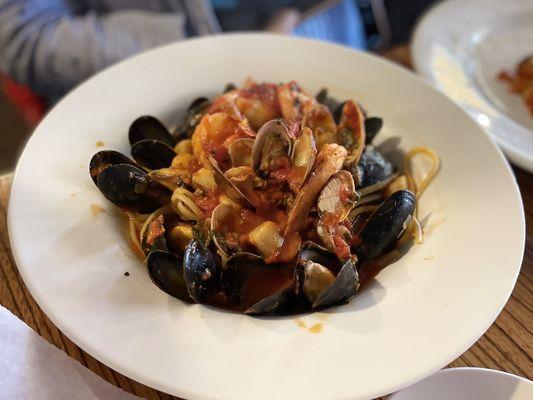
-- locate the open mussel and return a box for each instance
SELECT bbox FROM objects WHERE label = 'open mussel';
[183,239,221,303]
[131,139,177,170]
[353,190,415,261]
[89,150,137,184]
[175,97,211,139]
[299,261,334,303]
[296,242,359,309]
[139,204,194,256]
[299,258,359,309]
[312,258,358,309]
[147,250,191,301]
[129,116,176,147]
[96,164,171,213]
[354,147,395,193]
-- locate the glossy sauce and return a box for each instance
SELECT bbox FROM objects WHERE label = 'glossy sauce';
[195,188,223,219]
[90,204,105,217]
[308,322,323,334]
[241,267,292,309]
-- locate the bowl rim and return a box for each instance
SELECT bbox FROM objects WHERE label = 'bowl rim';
[410,0,533,172]
[8,33,526,400]
[390,367,533,399]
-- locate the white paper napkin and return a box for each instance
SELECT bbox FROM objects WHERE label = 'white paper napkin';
[0,306,142,400]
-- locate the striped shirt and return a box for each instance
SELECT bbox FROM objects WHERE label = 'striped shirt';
[0,0,220,102]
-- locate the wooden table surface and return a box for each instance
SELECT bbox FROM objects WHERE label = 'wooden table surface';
[1,49,532,399]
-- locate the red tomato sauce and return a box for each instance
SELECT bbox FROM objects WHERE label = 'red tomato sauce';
[196,188,223,219]
[146,214,165,245]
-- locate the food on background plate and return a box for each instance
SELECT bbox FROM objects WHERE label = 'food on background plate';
[498,54,533,116]
[89,80,439,315]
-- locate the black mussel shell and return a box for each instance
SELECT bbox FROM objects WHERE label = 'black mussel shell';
[222,253,265,304]
[315,88,342,116]
[183,239,220,303]
[244,287,304,316]
[129,116,175,147]
[299,241,342,274]
[223,253,304,315]
[354,190,415,260]
[89,150,137,184]
[355,147,395,189]
[311,257,359,309]
[131,139,176,170]
[315,88,328,104]
[147,250,190,301]
[96,164,171,213]
[333,101,347,124]
[188,97,210,112]
[175,97,211,139]
[223,83,237,93]
[298,243,360,309]
[364,117,383,144]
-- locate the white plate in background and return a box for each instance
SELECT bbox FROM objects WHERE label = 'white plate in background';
[8,34,525,400]
[412,0,533,172]
[391,368,533,400]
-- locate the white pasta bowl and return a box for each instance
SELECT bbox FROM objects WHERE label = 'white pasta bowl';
[390,368,533,400]
[8,34,525,400]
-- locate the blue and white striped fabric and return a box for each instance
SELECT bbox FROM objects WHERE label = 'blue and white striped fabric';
[0,0,220,102]
[293,0,367,50]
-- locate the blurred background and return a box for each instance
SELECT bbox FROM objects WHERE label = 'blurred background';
[0,0,437,173]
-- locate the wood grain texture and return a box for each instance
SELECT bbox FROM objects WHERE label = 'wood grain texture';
[1,49,532,399]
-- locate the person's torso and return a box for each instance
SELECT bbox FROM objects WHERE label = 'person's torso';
[65,0,184,14]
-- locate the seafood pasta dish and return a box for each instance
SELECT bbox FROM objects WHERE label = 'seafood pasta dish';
[89,80,439,315]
